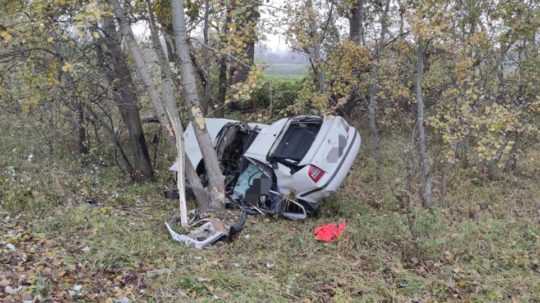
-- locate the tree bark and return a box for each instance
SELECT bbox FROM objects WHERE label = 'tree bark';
[63,68,88,155]
[144,0,211,213]
[76,100,88,154]
[84,103,133,174]
[366,0,390,181]
[216,0,233,116]
[111,0,190,225]
[414,41,433,208]
[398,0,405,36]
[367,78,381,178]
[349,0,364,45]
[306,0,325,93]
[98,16,154,182]
[110,0,169,134]
[216,57,227,116]
[171,0,226,209]
[201,0,211,114]
[228,0,259,84]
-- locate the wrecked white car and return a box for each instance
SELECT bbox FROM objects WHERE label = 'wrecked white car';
[171,115,361,219]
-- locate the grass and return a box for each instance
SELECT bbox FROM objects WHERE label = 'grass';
[1,112,539,302]
[262,63,308,80]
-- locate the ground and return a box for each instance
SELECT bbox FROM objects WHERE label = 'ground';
[1,114,539,302]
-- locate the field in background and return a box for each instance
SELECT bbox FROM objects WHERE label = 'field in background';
[261,63,308,80]
[1,113,539,302]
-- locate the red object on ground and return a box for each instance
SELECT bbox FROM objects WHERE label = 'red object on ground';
[314,223,346,242]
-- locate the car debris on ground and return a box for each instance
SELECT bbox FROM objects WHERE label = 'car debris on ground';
[165,115,361,248]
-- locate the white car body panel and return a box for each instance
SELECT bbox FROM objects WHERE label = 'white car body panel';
[243,118,288,162]
[298,126,361,205]
[269,116,361,205]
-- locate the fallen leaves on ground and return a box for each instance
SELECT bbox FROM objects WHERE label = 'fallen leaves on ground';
[0,215,149,302]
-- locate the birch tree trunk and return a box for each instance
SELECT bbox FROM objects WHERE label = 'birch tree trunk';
[414,41,433,208]
[110,0,169,132]
[171,0,226,209]
[144,0,211,213]
[111,0,189,225]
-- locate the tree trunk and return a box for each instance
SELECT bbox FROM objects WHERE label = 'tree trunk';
[312,45,325,93]
[110,0,169,133]
[216,56,227,116]
[366,0,390,181]
[144,0,211,213]
[111,0,190,225]
[398,0,404,36]
[230,39,254,84]
[414,41,433,208]
[171,0,226,209]
[76,100,88,154]
[367,78,381,179]
[349,0,364,45]
[307,0,325,93]
[64,69,88,155]
[98,16,153,182]
[201,0,211,114]
[84,103,133,174]
[228,0,258,85]
[216,0,233,116]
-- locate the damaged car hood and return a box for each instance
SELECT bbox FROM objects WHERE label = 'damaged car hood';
[170,118,267,172]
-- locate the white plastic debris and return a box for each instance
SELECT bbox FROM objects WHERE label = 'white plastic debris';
[72,284,82,292]
[113,297,130,303]
[69,284,83,297]
[165,220,226,249]
[5,286,21,295]
[5,243,16,251]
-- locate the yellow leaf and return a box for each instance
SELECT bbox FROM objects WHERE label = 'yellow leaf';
[62,62,73,73]
[0,30,13,43]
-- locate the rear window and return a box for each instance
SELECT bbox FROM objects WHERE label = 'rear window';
[270,118,322,165]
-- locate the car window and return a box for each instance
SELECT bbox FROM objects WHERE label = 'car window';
[231,159,273,203]
[270,119,322,165]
